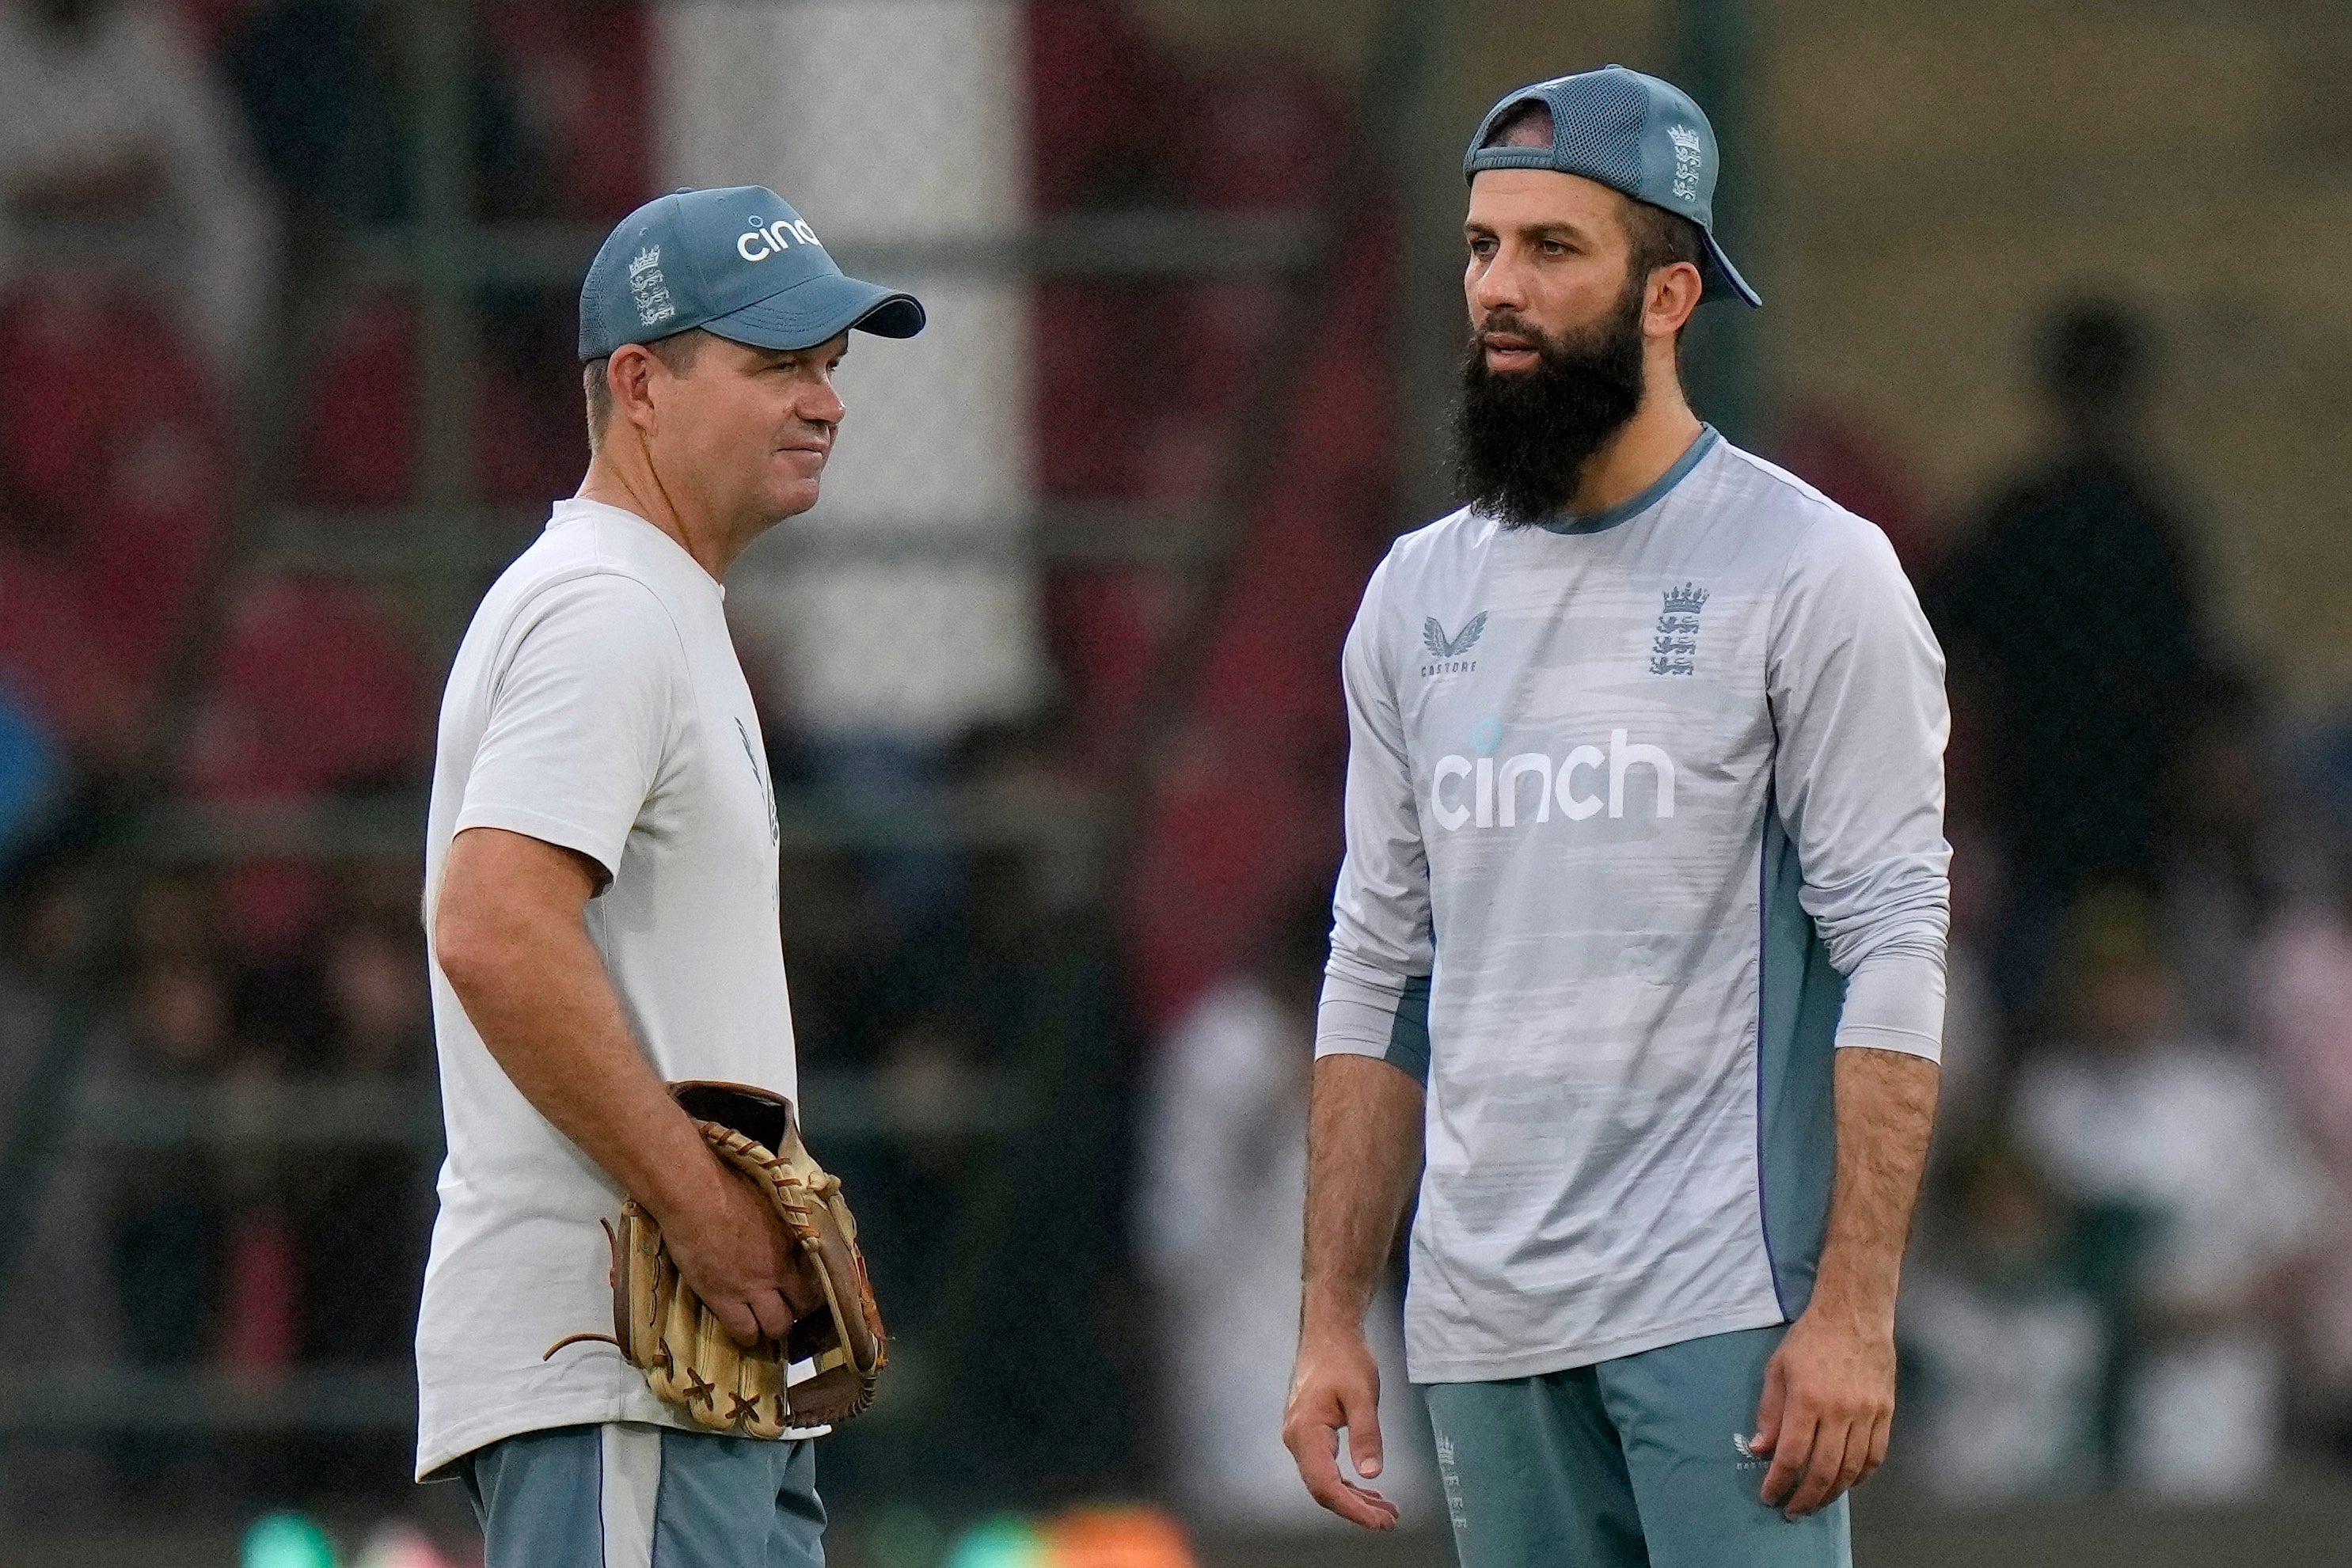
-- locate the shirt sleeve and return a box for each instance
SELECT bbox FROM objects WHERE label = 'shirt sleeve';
[1317,556,1436,1082]
[1769,512,1953,1060]
[454,573,687,882]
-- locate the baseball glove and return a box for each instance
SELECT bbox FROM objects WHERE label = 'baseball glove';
[546,1080,886,1436]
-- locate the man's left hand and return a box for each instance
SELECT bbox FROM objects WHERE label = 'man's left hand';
[1749,1303,1895,1518]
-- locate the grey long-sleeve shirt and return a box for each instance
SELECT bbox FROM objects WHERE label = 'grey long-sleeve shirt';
[1318,428,1950,1384]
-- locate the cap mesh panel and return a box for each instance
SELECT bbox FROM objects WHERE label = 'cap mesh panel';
[1542,74,1647,192]
[579,246,628,359]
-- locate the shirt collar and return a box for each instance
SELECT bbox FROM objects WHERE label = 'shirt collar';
[550,496,728,599]
[1534,424,1720,536]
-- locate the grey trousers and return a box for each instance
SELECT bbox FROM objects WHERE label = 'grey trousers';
[1422,1326,1851,1568]
[459,1422,826,1568]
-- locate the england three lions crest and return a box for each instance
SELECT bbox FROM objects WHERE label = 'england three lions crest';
[629,245,675,328]
[1650,583,1706,676]
[1667,123,1705,202]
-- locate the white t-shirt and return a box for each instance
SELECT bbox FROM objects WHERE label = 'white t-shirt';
[415,498,803,1479]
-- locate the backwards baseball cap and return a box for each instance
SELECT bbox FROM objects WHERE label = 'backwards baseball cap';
[579,185,926,361]
[1464,64,1760,309]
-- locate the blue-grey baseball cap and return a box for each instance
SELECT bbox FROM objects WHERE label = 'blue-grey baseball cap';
[579,185,926,361]
[1464,65,1760,308]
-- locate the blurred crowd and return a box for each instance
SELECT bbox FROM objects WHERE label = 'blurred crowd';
[0,853,433,1372]
[0,0,2350,1540]
[1882,297,2352,1504]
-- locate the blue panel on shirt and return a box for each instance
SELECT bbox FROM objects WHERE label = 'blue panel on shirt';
[1384,974,1434,1085]
[1757,792,1845,1320]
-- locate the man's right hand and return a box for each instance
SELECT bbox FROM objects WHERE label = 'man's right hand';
[1282,1324,1399,1531]
[652,1155,820,1347]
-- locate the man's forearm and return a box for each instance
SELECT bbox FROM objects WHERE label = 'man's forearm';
[435,831,727,1224]
[1808,1047,1938,1327]
[1301,1054,1425,1334]
[452,914,719,1213]
[437,827,815,1344]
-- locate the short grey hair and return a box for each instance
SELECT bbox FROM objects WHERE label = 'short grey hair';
[583,329,711,453]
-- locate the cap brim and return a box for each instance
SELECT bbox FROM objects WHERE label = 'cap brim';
[703,271,927,352]
[1701,230,1761,308]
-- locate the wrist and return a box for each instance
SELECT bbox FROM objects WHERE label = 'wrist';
[1299,1291,1373,1342]
[1803,1274,1898,1336]
[638,1133,732,1232]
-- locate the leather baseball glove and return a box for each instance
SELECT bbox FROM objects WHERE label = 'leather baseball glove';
[547,1080,886,1436]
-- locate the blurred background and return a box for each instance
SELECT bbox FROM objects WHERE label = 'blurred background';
[1,0,2350,1562]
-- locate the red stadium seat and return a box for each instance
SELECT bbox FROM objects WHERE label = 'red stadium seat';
[293,291,587,509]
[1032,281,1164,500]
[82,355,235,686]
[293,294,416,508]
[480,0,653,222]
[1117,199,1400,1028]
[167,0,257,54]
[0,284,232,706]
[1032,275,1177,764]
[1159,277,1284,428]
[0,541,139,763]
[184,575,425,803]
[1026,0,1181,211]
[183,575,429,955]
[0,287,126,523]
[1770,403,1940,578]
[1170,60,1347,212]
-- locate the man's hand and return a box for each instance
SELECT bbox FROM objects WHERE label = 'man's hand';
[652,1156,822,1348]
[1751,1047,1937,1517]
[1282,1324,1400,1531]
[1291,1054,1424,1529]
[1750,1303,1895,1517]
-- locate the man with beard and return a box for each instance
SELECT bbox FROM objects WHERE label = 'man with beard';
[1282,66,1949,1567]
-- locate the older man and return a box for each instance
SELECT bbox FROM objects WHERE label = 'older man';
[420,185,921,1566]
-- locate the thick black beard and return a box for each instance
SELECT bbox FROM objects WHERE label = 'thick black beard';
[1450,284,1648,528]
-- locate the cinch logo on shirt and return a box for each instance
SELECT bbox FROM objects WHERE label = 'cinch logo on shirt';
[1428,729,1676,830]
